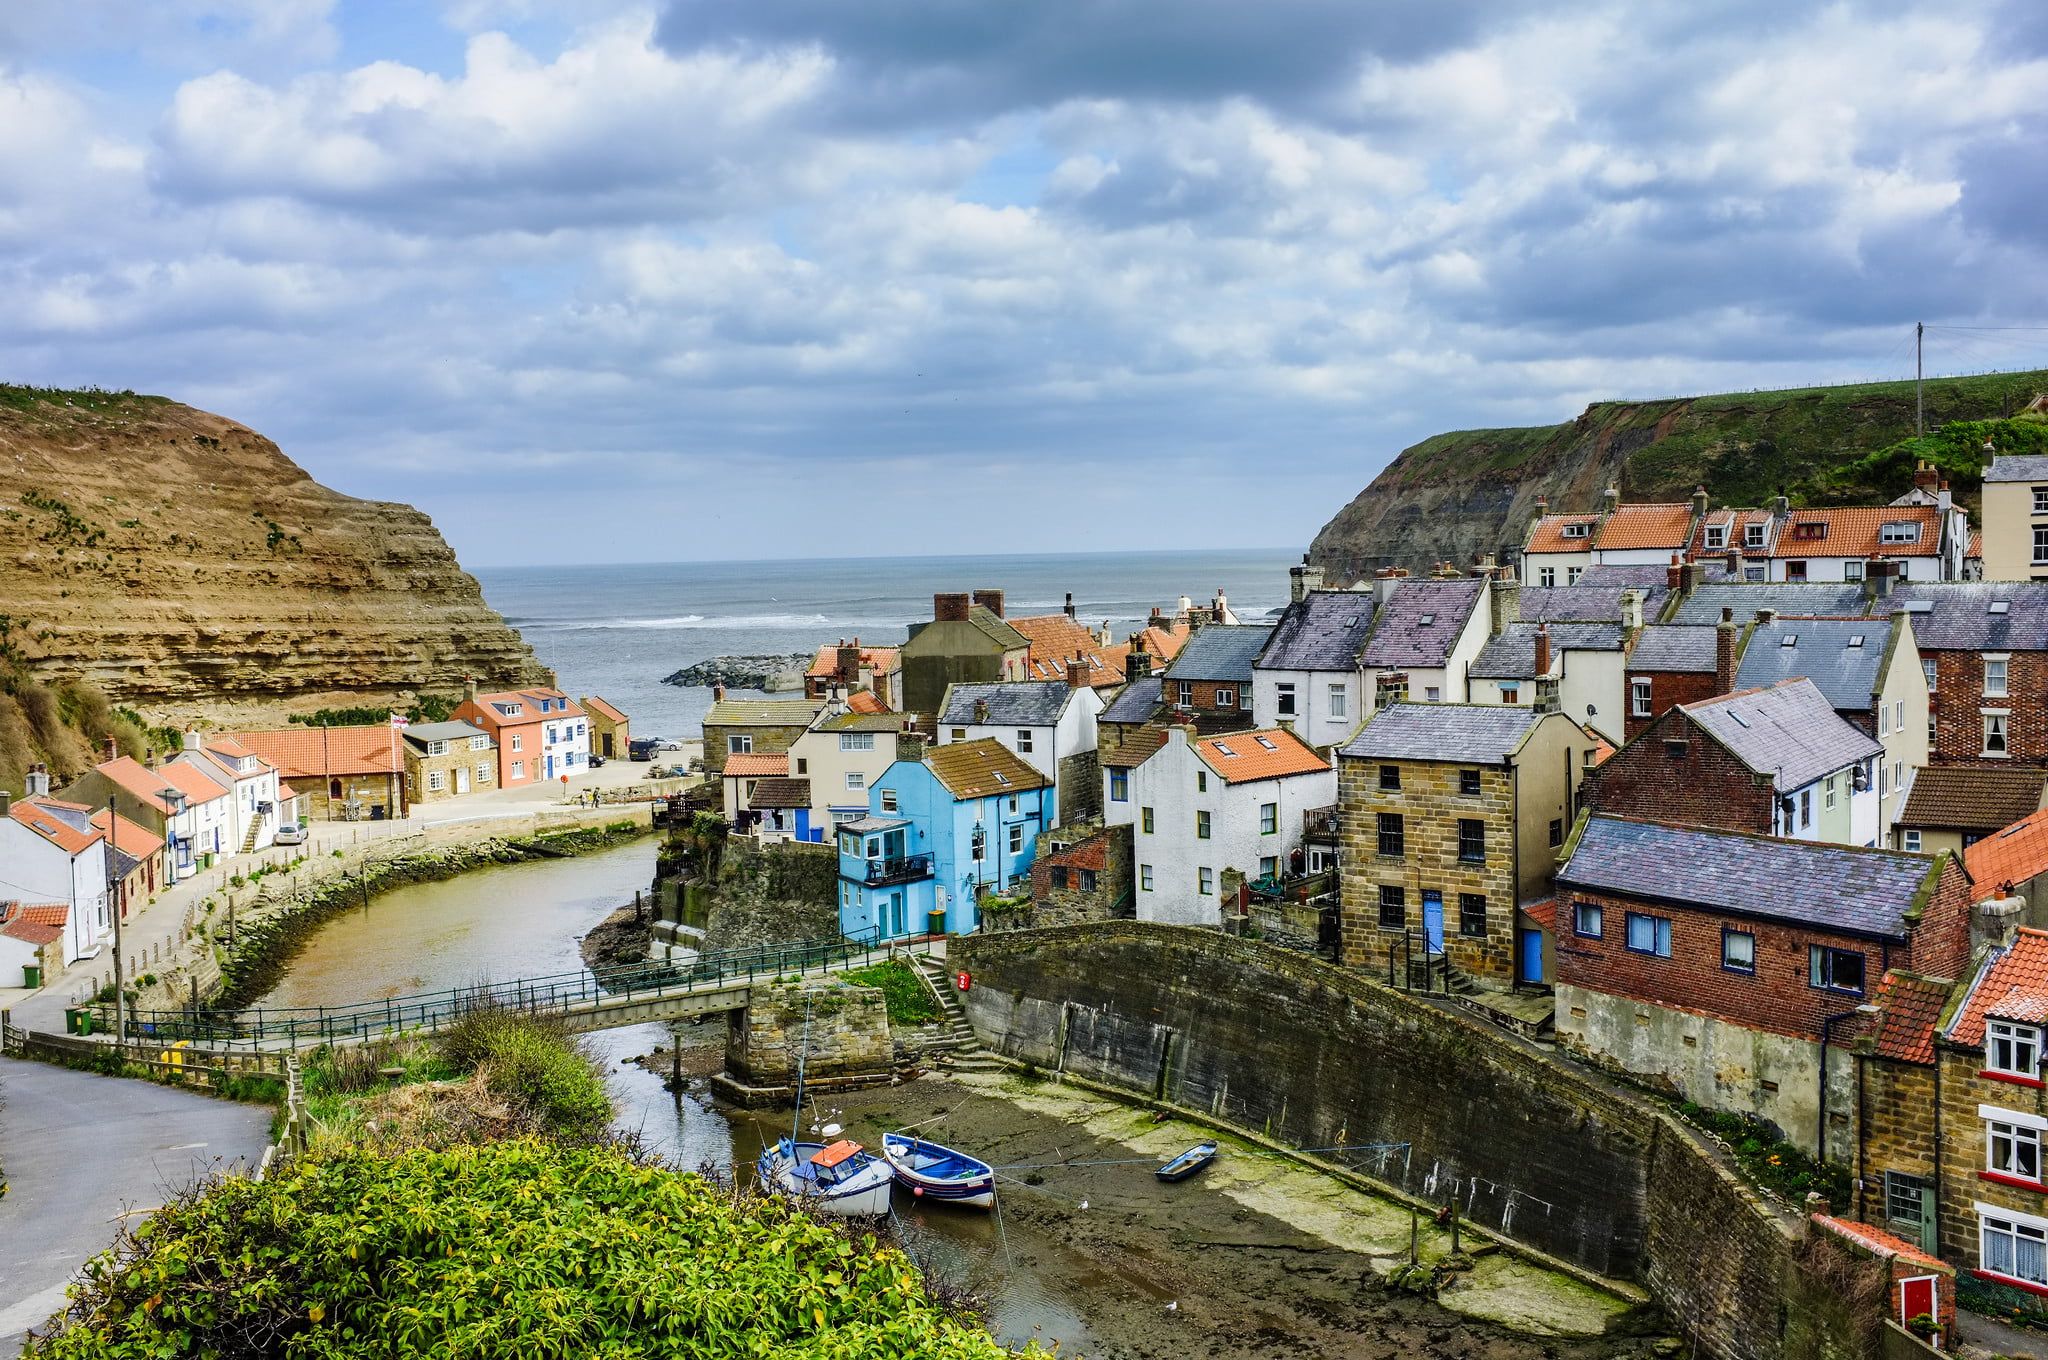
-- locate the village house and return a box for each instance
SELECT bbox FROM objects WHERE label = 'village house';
[897,591,1032,717]
[1621,624,1725,740]
[1158,624,1272,732]
[1023,821,1133,928]
[1465,619,1632,745]
[1981,454,2048,583]
[1009,605,1127,690]
[1105,722,1333,929]
[1553,813,1971,1159]
[167,734,283,852]
[452,683,590,787]
[580,695,631,760]
[91,806,165,916]
[837,738,1052,940]
[1895,767,2048,858]
[937,673,1102,826]
[803,641,900,707]
[0,901,67,988]
[0,781,110,963]
[1521,492,1700,586]
[1662,580,1879,625]
[235,726,405,822]
[1096,668,1167,767]
[401,720,496,803]
[697,693,826,778]
[784,710,925,836]
[1336,704,1595,987]
[720,752,793,833]
[1584,676,1885,846]
[62,748,219,883]
[1892,583,2048,770]
[1962,806,2048,934]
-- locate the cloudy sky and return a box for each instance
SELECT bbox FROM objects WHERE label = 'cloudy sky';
[4,1,2047,566]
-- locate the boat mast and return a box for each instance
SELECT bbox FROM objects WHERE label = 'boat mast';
[789,991,815,1142]
[1916,321,1924,439]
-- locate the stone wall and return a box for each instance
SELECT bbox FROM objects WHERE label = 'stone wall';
[726,980,892,1086]
[1018,821,1131,928]
[952,922,1852,1360]
[1057,748,1101,824]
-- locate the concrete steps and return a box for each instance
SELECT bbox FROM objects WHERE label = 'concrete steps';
[240,814,265,855]
[911,955,1004,1074]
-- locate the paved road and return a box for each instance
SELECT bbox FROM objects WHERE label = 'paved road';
[0,1057,272,1350]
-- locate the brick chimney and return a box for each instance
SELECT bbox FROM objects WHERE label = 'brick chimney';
[1667,554,1684,591]
[972,589,1005,618]
[934,592,971,622]
[1913,460,1939,492]
[1530,496,1549,535]
[836,643,862,685]
[102,735,118,764]
[1715,607,1739,695]
[1067,659,1090,691]
[1725,547,1742,577]
[543,668,559,691]
[1533,624,1552,678]
[713,683,726,703]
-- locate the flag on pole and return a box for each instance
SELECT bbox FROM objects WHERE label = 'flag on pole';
[389,713,410,729]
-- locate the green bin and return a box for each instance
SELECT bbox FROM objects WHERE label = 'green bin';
[21,964,40,990]
[927,909,947,939]
[64,1006,82,1034]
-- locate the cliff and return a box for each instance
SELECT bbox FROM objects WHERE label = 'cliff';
[1309,369,2048,584]
[0,385,544,724]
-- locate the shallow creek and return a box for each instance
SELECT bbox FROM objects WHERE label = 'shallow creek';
[254,839,1661,1359]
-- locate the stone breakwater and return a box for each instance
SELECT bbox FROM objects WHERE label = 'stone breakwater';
[663,654,810,692]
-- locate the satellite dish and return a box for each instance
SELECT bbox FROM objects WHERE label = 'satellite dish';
[821,1123,843,1138]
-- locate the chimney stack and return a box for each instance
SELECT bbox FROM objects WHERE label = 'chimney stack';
[972,589,1005,618]
[1489,574,1521,636]
[1715,607,1740,695]
[1977,884,2027,951]
[1290,558,1327,604]
[102,735,118,764]
[1533,624,1552,678]
[1125,640,1153,679]
[1690,485,1709,518]
[0,790,9,816]
[1913,460,1940,492]
[1067,660,1090,691]
[1668,553,1684,591]
[1064,592,1076,621]
[463,674,478,704]
[973,698,991,724]
[1771,492,1790,518]
[543,667,559,691]
[1938,479,1953,514]
[1620,589,1644,632]
[1725,547,1742,577]
[934,592,970,622]
[1373,566,1409,610]
[26,763,51,797]
[1530,496,1550,535]
[182,727,201,751]
[713,683,726,703]
[1601,484,1620,516]
[836,644,863,685]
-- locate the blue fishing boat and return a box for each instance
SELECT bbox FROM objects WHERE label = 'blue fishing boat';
[1156,1141,1219,1182]
[758,1138,896,1216]
[882,1132,998,1208]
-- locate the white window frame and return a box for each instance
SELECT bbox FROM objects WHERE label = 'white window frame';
[426,770,445,792]
[1217,687,1235,707]
[728,734,752,755]
[2035,487,2048,515]
[1705,524,1727,549]
[839,732,875,752]
[469,734,490,751]
[1986,655,2011,698]
[1985,1107,2047,1182]
[1140,863,1154,892]
[1566,567,1583,585]
[1978,1202,2048,1286]
[880,790,898,814]
[1328,683,1348,719]
[1900,828,1921,852]
[1016,728,1034,754]
[1538,567,1556,588]
[845,771,866,791]
[1008,822,1024,855]
[477,761,492,783]
[1986,710,2011,757]
[1745,522,1767,548]
[2034,526,2048,565]
[1630,678,1652,718]
[1990,1022,2043,1080]
[1880,521,1922,544]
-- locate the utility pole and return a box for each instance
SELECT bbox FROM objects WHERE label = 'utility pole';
[106,796,124,1059]
[1916,321,1924,439]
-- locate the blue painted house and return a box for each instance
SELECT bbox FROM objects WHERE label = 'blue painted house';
[836,738,1052,941]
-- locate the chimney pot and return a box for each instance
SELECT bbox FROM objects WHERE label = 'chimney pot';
[972,588,1005,618]
[1533,625,1552,678]
[0,790,8,816]
[934,592,971,623]
[1064,591,1076,621]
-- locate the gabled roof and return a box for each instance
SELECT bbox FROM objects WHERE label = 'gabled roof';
[1898,767,2047,833]
[907,605,1030,652]
[1966,807,2048,890]
[1519,585,1669,623]
[1010,614,1123,687]
[1557,815,1940,940]
[1577,565,1688,589]
[1192,727,1330,785]
[939,680,1076,728]
[1360,579,1487,669]
[1131,621,1192,663]
[402,720,490,746]
[722,753,790,778]
[8,797,101,855]
[1,910,63,946]
[157,758,230,804]
[705,698,827,727]
[1594,503,1696,552]
[846,690,890,715]
[1680,678,1882,791]
[1664,582,1872,626]
[1986,455,2048,483]
[748,777,811,808]
[1868,971,1953,1065]
[1947,927,2048,1047]
[1100,676,1165,725]
[1469,623,1626,680]
[1161,625,1275,684]
[804,644,898,680]
[203,736,259,761]
[236,727,401,779]
[1890,583,2048,652]
[1734,618,1893,713]
[90,808,164,860]
[1339,702,1549,765]
[1690,508,1781,557]
[1255,590,1380,673]
[90,756,175,813]
[7,902,69,928]
[1772,506,1941,558]
[581,695,629,723]
[1525,514,1602,554]
[1627,625,1720,674]
[923,738,1049,800]
[467,688,583,724]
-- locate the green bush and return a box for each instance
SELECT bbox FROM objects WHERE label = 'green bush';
[1677,1102,1853,1207]
[434,1007,610,1137]
[31,1140,1022,1359]
[839,959,942,1026]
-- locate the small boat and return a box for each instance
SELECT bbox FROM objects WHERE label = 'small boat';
[1156,1141,1219,1182]
[757,1137,895,1216]
[882,1132,997,1209]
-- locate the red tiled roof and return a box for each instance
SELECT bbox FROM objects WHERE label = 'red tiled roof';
[1970,530,1984,559]
[1526,514,1601,554]
[464,689,583,729]
[1948,927,2048,1047]
[1691,508,1779,557]
[204,736,258,760]
[582,695,629,723]
[2,916,62,946]
[278,783,299,800]
[1595,503,1695,552]
[1965,807,2048,892]
[1132,622,1190,663]
[804,644,899,680]
[1772,506,1941,558]
[722,753,790,778]
[92,756,174,813]
[8,800,100,855]
[236,727,402,779]
[1811,1215,1946,1268]
[89,809,165,860]
[1011,614,1124,687]
[1869,970,1952,1065]
[8,903,69,927]
[1195,727,1331,784]
[846,691,889,715]
[156,759,229,805]
[1520,898,1558,930]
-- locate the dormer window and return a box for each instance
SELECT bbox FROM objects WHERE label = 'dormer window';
[1791,522,1827,540]
[1991,1021,2043,1079]
[1561,522,1591,538]
[1745,523,1767,548]
[1880,521,1921,544]
[1705,524,1727,549]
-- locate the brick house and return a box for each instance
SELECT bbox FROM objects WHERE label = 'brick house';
[698,696,826,777]
[235,726,405,821]
[1896,766,2048,859]
[1336,703,1596,987]
[1554,814,1971,1159]
[452,685,590,787]
[1893,583,2048,769]
[1159,624,1273,729]
[1023,821,1133,928]
[580,695,630,760]
[1620,624,1726,741]
[1584,677,1884,845]
[401,720,495,803]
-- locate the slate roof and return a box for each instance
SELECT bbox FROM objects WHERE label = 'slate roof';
[1469,623,1626,680]
[1100,676,1165,725]
[1628,625,1720,673]
[1890,583,2048,651]
[1898,766,2047,832]
[705,699,826,727]
[1576,565,1677,589]
[403,721,491,746]
[1194,728,1331,785]
[1947,928,2048,1047]
[1557,815,1940,939]
[1339,703,1547,765]
[837,815,908,835]
[1255,590,1380,672]
[1162,625,1275,684]
[748,777,811,809]
[1360,579,1487,669]
[722,753,790,778]
[1965,807,2048,890]
[1868,971,1953,1065]
[1681,678,1882,791]
[924,738,1049,800]
[1664,582,1873,625]
[1519,586,1669,623]
[939,681,1074,728]
[1734,618,1892,713]
[1986,455,2048,483]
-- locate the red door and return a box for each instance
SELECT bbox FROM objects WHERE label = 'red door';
[1898,1274,1937,1328]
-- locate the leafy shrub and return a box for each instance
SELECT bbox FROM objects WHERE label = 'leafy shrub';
[434,1007,610,1137]
[839,959,942,1027]
[1677,1102,1853,1207]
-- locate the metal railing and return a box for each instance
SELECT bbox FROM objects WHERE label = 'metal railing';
[103,930,893,1047]
[864,853,934,886]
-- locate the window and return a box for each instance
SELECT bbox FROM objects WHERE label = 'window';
[845,771,866,791]
[1008,823,1024,854]
[1424,685,1441,702]
[1110,770,1128,802]
[1217,687,1235,707]
[1879,704,1890,737]
[1626,913,1672,957]
[1140,864,1154,891]
[1377,812,1405,857]
[510,734,523,752]
[1379,885,1406,928]
[1051,866,1069,890]
[1809,945,1866,994]
[840,733,875,751]
[427,739,448,757]
[477,762,492,783]
[1885,1171,1927,1229]
[1017,729,1034,754]
[1459,768,1482,796]
[2036,487,2048,515]
[1990,1118,2043,1181]
[1987,712,2011,756]
[427,770,446,792]
[1880,521,1921,544]
[1705,524,1727,549]
[2037,528,2048,566]
[1141,806,1154,834]
[1844,560,1864,581]
[1196,770,1208,792]
[1078,868,1097,893]
[1379,764,1401,791]
[1573,901,1603,938]
[1277,683,1297,715]
[1745,522,1767,548]
[1722,929,1756,974]
[1197,810,1212,840]
[1457,819,1485,862]
[1177,681,1194,705]
[1990,1021,2042,1079]
[1566,567,1583,585]
[470,735,490,750]
[1664,739,1688,760]
[1561,521,1590,538]
[1007,794,1019,813]
[1922,657,1938,691]
[1260,803,1278,834]
[881,790,898,813]
[1539,567,1556,587]
[1459,894,1487,938]
[728,735,752,755]
[1901,828,1922,852]
[511,760,524,780]
[1328,684,1348,718]
[1260,855,1278,879]
[1985,657,2011,697]
[1500,684,1520,704]
[1631,679,1652,718]
[1799,787,1812,829]
[865,837,881,857]
[1824,774,1837,810]
[951,728,967,740]
[1792,521,1826,540]
[1549,817,1564,848]
[1895,699,1905,731]
[1983,1211,2048,1285]
[1199,867,1214,896]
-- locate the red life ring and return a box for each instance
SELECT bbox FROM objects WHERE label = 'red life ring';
[955,971,971,992]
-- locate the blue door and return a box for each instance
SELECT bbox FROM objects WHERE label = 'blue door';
[889,892,906,937]
[1519,928,1544,983]
[1422,891,1445,955]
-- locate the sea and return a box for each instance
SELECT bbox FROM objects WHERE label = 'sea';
[475,549,1301,740]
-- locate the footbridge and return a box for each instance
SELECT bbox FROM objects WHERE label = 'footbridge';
[103,934,937,1050]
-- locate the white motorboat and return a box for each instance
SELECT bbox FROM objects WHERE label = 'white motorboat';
[757,1137,895,1216]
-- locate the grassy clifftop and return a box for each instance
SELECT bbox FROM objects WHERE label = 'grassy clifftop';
[1309,369,2048,584]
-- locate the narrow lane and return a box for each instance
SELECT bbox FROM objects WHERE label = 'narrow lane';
[0,1057,272,1350]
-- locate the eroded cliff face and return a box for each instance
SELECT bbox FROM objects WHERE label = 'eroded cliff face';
[0,388,543,721]
[1309,370,2048,584]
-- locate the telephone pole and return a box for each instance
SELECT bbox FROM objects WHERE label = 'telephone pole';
[106,796,124,1058]
[1916,321,1924,439]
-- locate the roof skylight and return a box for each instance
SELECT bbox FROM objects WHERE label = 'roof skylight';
[1781,635,1798,647]
[1991,601,2012,615]
[1418,613,1436,626]
[1213,742,1238,757]
[1727,709,1751,727]
[1847,636,1865,648]
[1254,735,1278,751]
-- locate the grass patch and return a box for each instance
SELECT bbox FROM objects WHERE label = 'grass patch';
[1677,1102,1852,1208]
[839,958,943,1027]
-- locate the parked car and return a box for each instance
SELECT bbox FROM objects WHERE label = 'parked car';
[657,738,684,751]
[273,822,307,846]
[586,753,606,768]
[629,737,660,761]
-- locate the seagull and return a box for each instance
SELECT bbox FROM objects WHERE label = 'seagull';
[1078,1199,1088,1210]
[1166,1302,1178,1312]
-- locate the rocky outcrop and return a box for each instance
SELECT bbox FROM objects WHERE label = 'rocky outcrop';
[663,654,810,692]
[0,386,545,721]
[1309,369,2048,584]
